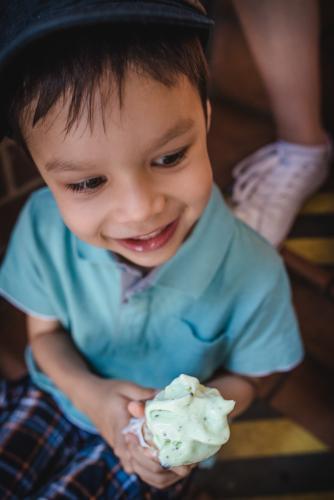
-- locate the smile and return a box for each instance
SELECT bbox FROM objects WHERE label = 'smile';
[132,225,169,240]
[115,219,179,252]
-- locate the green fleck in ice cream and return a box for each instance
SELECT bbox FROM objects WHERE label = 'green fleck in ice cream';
[145,374,235,467]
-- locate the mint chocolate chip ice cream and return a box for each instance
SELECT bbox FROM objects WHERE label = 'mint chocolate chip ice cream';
[144,374,235,468]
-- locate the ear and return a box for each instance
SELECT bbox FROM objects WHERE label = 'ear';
[206,99,212,133]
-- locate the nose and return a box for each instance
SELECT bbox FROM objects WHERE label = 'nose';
[110,176,166,224]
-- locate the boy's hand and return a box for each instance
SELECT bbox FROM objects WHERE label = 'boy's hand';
[126,401,196,489]
[85,379,155,474]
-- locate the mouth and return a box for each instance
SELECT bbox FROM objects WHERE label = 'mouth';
[115,219,180,253]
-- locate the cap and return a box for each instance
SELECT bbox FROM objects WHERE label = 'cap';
[0,0,213,72]
[0,0,213,139]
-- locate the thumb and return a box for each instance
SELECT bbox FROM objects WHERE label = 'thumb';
[128,400,145,418]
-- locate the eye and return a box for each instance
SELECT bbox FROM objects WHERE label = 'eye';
[153,148,188,168]
[65,176,107,193]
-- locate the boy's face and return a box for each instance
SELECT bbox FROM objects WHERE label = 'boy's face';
[24,70,213,268]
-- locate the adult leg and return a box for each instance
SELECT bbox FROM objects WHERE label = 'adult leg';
[233,0,325,145]
[230,0,330,246]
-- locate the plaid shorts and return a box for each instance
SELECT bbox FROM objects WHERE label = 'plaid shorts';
[0,376,189,499]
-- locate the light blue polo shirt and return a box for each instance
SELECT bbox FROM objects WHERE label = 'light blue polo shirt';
[0,184,303,432]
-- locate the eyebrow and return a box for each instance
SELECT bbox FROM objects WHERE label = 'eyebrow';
[44,158,95,173]
[44,118,195,173]
[152,118,195,150]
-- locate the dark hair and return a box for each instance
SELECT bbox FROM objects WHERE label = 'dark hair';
[5,24,208,146]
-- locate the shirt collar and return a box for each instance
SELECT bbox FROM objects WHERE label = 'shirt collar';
[75,237,114,263]
[74,184,235,299]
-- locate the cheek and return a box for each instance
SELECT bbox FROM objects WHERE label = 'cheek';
[184,158,213,209]
[55,195,103,240]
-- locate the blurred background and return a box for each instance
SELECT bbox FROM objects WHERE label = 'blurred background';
[0,0,334,498]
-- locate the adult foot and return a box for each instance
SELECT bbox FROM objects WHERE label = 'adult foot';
[231,139,331,247]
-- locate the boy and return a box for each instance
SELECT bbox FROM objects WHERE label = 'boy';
[0,0,303,498]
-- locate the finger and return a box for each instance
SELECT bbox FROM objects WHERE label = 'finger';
[113,433,134,474]
[171,464,195,477]
[121,457,134,475]
[132,460,179,490]
[128,439,193,477]
[126,432,158,459]
[128,442,161,474]
[115,446,133,475]
[119,448,135,475]
[128,400,145,418]
[120,454,134,475]
[124,432,143,448]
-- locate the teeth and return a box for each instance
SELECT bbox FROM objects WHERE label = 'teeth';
[135,227,165,240]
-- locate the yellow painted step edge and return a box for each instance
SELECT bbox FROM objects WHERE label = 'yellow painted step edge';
[218,418,328,460]
[301,193,334,215]
[284,238,334,265]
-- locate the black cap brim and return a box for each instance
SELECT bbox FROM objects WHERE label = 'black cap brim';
[0,1,213,73]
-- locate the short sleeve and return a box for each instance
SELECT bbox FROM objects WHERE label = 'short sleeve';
[0,193,57,318]
[224,261,304,376]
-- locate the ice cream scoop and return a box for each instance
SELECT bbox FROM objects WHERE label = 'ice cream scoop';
[144,374,235,468]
